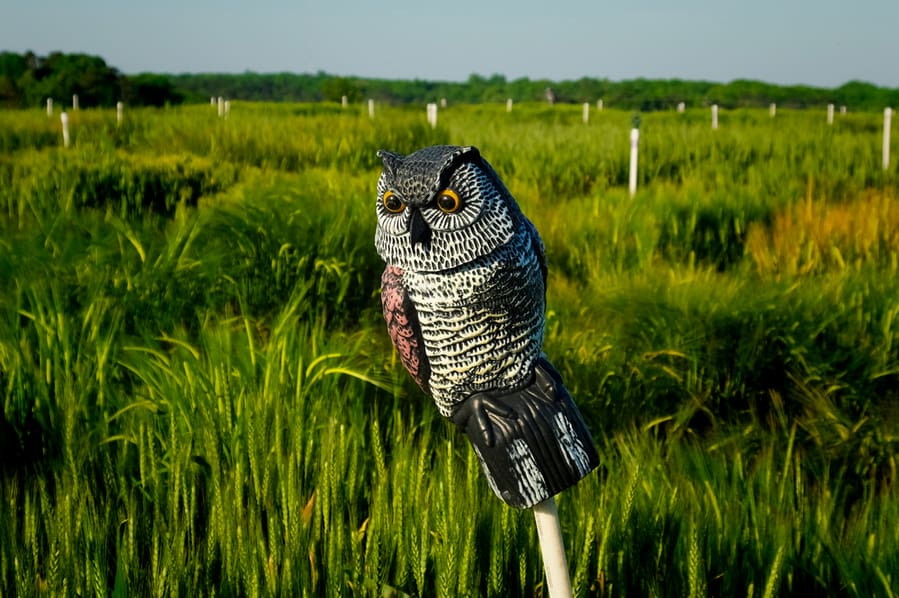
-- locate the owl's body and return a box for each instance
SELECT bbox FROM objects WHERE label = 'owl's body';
[384,220,544,416]
[375,145,597,508]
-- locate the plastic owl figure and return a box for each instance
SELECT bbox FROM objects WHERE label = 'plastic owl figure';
[375,145,598,508]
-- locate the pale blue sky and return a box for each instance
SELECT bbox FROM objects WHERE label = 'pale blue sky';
[3,0,897,88]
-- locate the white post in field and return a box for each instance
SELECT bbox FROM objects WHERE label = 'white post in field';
[341,95,348,108]
[533,499,573,598]
[210,97,215,105]
[217,97,224,117]
[440,98,447,108]
[770,103,776,117]
[840,105,847,115]
[628,127,639,198]
[224,100,231,118]
[677,102,685,113]
[582,102,589,124]
[426,103,438,128]
[884,107,892,171]
[72,94,79,110]
[368,98,375,118]
[827,104,834,125]
[116,101,123,125]
[47,98,53,116]
[597,98,603,111]
[61,111,70,148]
[506,98,513,112]
[711,104,719,130]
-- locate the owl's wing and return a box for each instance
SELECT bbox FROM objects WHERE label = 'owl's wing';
[381,265,431,395]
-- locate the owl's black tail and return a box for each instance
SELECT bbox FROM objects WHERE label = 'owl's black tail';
[450,358,600,509]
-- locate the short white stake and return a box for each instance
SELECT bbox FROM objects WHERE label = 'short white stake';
[827,104,834,125]
[582,102,589,124]
[629,127,639,197]
[60,111,70,148]
[341,95,348,108]
[47,98,53,116]
[368,98,375,118]
[116,101,123,125]
[224,100,231,118]
[884,107,893,171]
[506,98,513,112]
[72,94,79,110]
[440,97,447,108]
[534,498,572,598]
[677,102,685,113]
[217,97,224,117]
[840,105,847,115]
[770,103,776,117]
[210,97,215,105]
[597,99,603,111]
[426,103,438,128]
[711,104,719,130]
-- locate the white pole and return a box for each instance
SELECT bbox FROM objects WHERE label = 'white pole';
[840,105,847,115]
[217,97,224,117]
[770,103,776,117]
[884,107,892,171]
[534,498,573,598]
[827,104,834,125]
[440,97,447,108]
[711,104,719,130]
[368,98,375,118]
[341,95,348,108]
[47,98,53,117]
[224,100,230,118]
[116,101,123,125]
[210,97,215,105]
[677,102,685,113]
[72,94,79,110]
[597,99,603,111]
[629,127,639,197]
[507,98,513,112]
[60,111,70,148]
[582,102,589,124]
[426,103,438,128]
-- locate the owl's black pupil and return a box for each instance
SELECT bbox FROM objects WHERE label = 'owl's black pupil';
[385,195,403,211]
[438,194,457,211]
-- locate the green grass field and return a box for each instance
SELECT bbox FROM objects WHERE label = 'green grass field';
[1,101,897,596]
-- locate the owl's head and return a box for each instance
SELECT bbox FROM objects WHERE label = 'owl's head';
[374,145,524,272]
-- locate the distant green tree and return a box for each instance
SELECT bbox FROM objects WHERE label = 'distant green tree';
[0,52,28,106]
[27,52,122,107]
[122,73,183,106]
[321,77,361,103]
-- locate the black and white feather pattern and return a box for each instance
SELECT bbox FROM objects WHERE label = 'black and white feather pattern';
[375,145,598,508]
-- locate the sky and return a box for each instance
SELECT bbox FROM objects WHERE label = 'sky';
[3,0,898,88]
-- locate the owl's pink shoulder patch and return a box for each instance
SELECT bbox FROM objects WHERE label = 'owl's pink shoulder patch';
[381,265,430,393]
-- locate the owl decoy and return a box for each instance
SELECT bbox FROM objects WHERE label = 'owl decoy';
[375,145,598,509]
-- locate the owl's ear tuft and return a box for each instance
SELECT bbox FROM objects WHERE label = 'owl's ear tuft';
[437,146,482,188]
[451,146,480,166]
[377,150,403,178]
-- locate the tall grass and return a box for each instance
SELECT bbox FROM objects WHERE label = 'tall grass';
[1,102,897,596]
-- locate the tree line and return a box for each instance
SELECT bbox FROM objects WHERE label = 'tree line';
[2,51,898,111]
[0,51,183,108]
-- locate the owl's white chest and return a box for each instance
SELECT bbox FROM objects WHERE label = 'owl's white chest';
[404,237,545,417]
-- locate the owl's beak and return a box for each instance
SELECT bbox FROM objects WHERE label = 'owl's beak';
[409,208,431,251]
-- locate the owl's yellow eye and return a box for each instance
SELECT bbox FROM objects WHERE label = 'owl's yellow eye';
[382,190,405,213]
[436,189,461,213]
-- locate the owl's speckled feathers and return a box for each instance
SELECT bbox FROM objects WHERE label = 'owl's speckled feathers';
[375,145,598,508]
[375,145,546,417]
